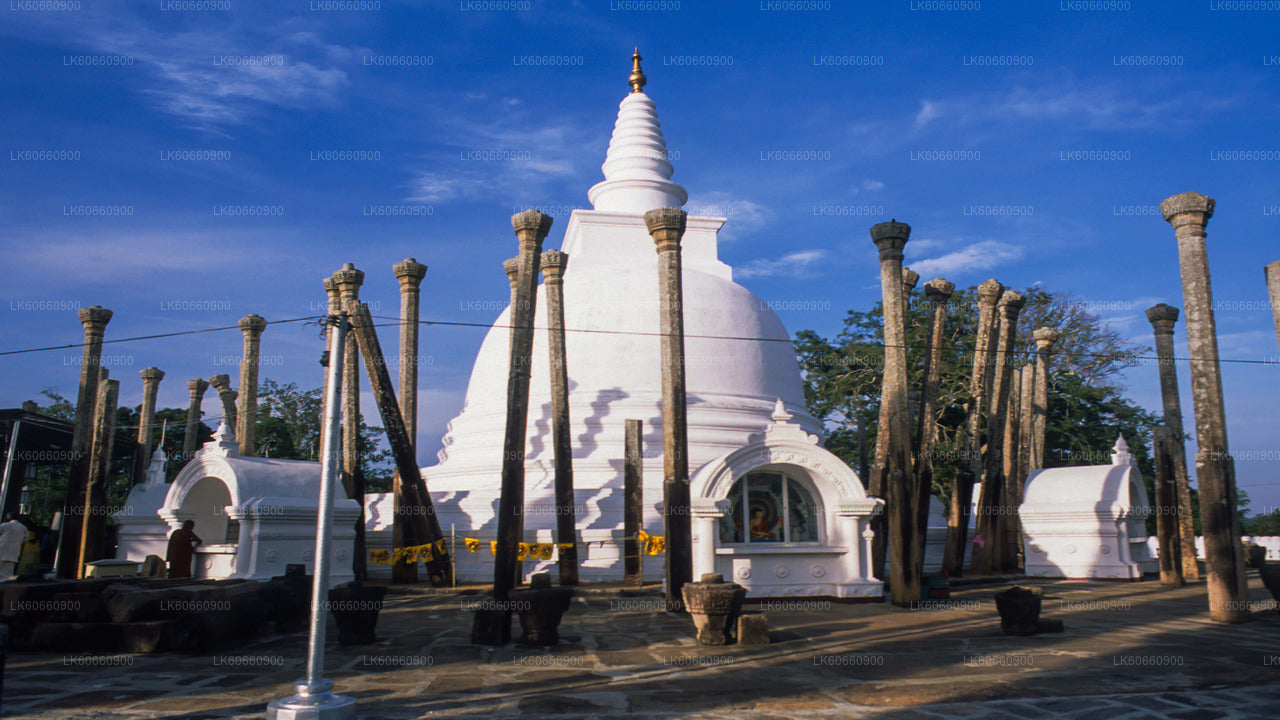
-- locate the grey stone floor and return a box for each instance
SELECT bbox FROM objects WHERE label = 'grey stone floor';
[4,573,1279,719]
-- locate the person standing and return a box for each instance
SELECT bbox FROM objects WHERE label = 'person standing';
[165,520,202,579]
[0,513,28,579]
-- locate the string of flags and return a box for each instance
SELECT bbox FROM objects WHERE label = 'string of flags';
[369,532,669,565]
[368,538,448,566]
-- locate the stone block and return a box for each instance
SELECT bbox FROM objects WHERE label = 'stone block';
[737,614,770,645]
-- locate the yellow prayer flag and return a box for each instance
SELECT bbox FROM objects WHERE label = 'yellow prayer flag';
[369,548,392,566]
[490,541,499,555]
[465,538,481,552]
[533,543,554,561]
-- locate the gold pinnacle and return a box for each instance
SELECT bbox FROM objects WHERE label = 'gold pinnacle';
[629,48,646,93]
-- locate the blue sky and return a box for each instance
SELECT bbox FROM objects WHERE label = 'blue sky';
[2,2,1278,513]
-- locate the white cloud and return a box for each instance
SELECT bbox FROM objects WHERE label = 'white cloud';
[737,250,828,279]
[914,100,940,128]
[685,191,773,240]
[908,240,1024,278]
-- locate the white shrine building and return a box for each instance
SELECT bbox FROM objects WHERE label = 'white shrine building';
[372,58,883,598]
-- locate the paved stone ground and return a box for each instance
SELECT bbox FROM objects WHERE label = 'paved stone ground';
[5,573,1280,719]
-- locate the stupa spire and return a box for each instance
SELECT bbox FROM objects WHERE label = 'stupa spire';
[587,50,688,213]
[629,48,646,93]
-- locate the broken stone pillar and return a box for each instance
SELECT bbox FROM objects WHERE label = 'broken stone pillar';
[971,290,1023,575]
[1010,361,1035,572]
[943,280,1002,576]
[624,418,644,588]
[235,314,267,456]
[870,265,917,580]
[1152,425,1185,587]
[541,249,579,586]
[181,378,209,465]
[1145,304,1199,581]
[1267,260,1280,351]
[333,263,367,582]
[57,306,111,578]
[490,210,551,611]
[1160,191,1249,623]
[137,367,164,461]
[79,371,118,575]
[997,364,1030,573]
[392,258,428,584]
[912,278,953,575]
[870,220,919,606]
[207,374,238,435]
[647,207,694,612]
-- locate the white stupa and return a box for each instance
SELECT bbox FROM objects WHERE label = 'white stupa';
[377,53,880,595]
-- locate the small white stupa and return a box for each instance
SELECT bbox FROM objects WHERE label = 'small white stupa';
[399,52,874,590]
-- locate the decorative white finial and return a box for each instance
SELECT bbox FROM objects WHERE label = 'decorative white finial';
[144,446,167,488]
[1111,435,1132,467]
[207,421,239,457]
[771,398,792,423]
[587,60,688,213]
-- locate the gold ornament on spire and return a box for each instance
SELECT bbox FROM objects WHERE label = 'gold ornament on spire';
[629,48,646,93]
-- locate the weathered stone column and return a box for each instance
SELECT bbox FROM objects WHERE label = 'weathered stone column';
[647,207,693,610]
[1145,304,1200,581]
[57,305,111,578]
[79,371,118,575]
[1029,327,1059,472]
[943,280,1002,576]
[208,374,238,435]
[1011,361,1036,571]
[1266,260,1280,351]
[870,266,917,580]
[392,258,428,584]
[490,210,551,609]
[333,263,367,582]
[236,314,267,456]
[1152,425,1185,587]
[1160,191,1249,622]
[541,249,579,586]
[181,378,209,464]
[624,418,644,588]
[320,277,341,446]
[971,290,1023,574]
[870,220,919,606]
[137,367,165,460]
[502,255,523,587]
[912,278,953,574]
[997,364,1029,573]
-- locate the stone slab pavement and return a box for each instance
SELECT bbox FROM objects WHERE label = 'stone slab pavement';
[4,573,1279,719]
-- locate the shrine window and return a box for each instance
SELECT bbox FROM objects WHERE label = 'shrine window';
[718,472,819,544]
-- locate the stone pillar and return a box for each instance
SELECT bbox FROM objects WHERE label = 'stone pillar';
[943,280,1002,576]
[236,314,267,456]
[320,277,341,450]
[1152,425,1185,587]
[971,290,1023,575]
[869,265,917,580]
[79,372,118,575]
[912,278,953,574]
[647,207,693,611]
[208,374,238,435]
[1160,191,1248,622]
[1030,327,1059,472]
[491,210,551,607]
[1266,260,1280,351]
[57,306,112,578]
[333,263,367,581]
[996,364,1026,573]
[1012,361,1035,571]
[502,255,523,587]
[137,367,165,459]
[181,379,209,464]
[392,258,428,584]
[624,418,644,587]
[1145,304,1200,581]
[541,249,579,586]
[870,219,919,606]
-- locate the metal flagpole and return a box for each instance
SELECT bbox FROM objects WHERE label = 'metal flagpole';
[267,311,356,720]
